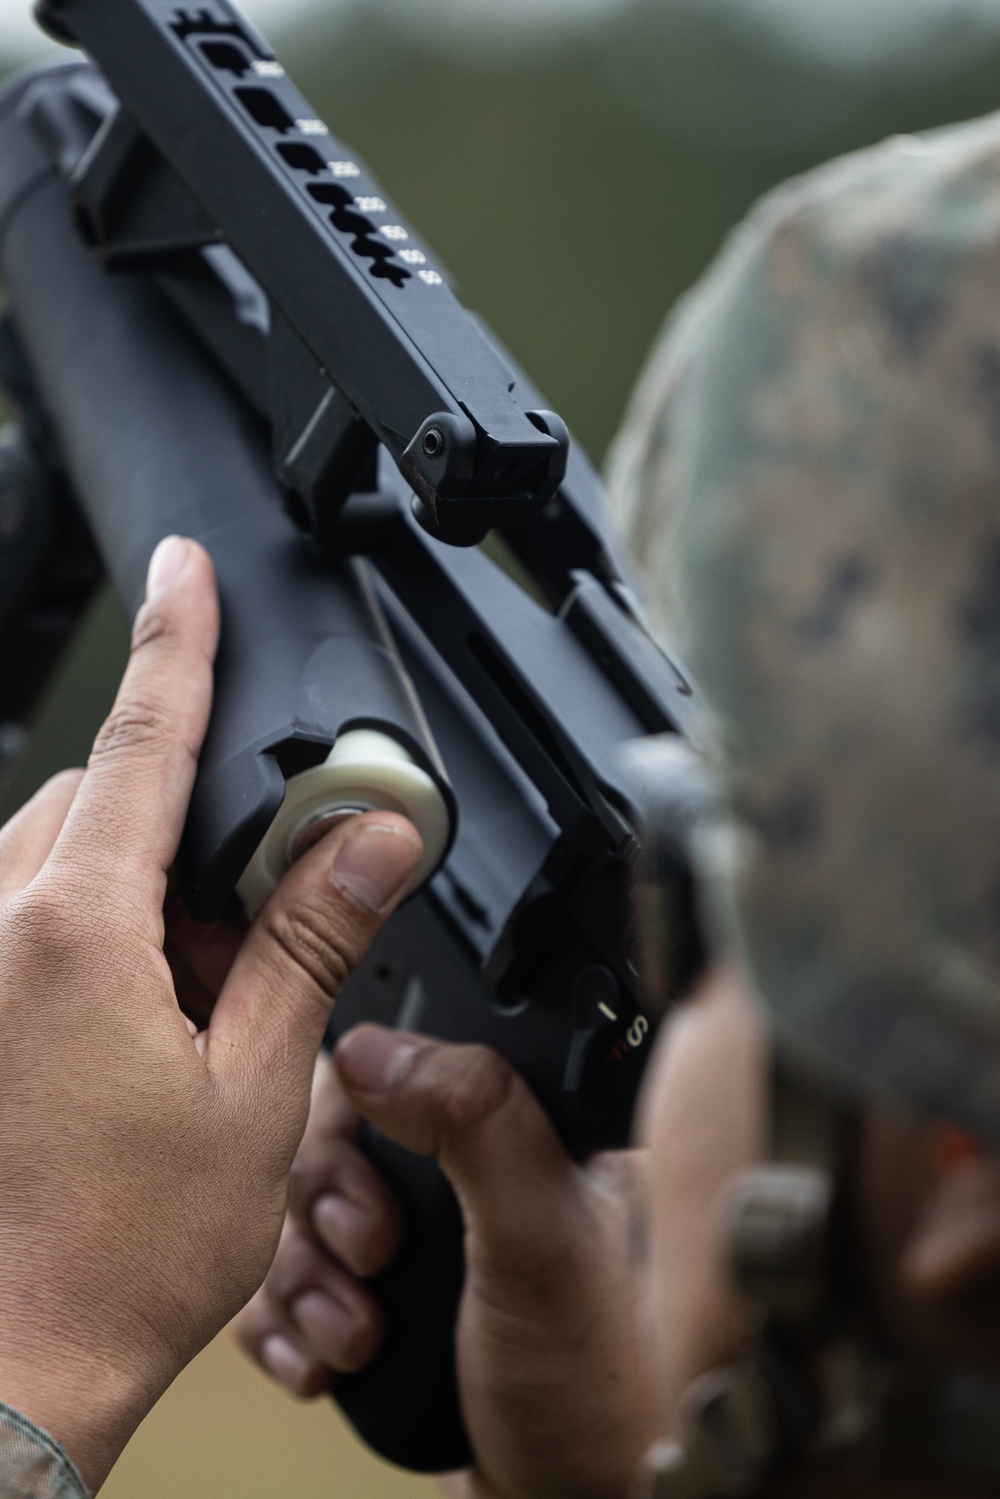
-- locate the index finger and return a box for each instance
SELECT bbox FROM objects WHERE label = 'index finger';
[53,537,219,904]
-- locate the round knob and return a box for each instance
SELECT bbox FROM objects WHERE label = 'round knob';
[236,729,452,917]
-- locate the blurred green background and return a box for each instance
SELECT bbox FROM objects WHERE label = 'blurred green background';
[3,0,1000,1491]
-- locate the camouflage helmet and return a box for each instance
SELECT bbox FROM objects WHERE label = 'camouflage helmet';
[607,114,1000,1142]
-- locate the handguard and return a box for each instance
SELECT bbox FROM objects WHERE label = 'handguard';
[0,10,705,1471]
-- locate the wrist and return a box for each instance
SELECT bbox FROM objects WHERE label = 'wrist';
[0,1343,160,1492]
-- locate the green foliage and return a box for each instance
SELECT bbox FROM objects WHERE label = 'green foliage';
[280,1,1000,460]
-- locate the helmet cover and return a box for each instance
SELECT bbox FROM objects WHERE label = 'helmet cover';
[608,114,1000,1141]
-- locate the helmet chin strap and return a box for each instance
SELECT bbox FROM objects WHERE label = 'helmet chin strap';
[639,1058,1000,1497]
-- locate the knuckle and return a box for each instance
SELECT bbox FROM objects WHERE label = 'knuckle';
[420,1044,515,1137]
[15,878,72,937]
[233,1293,277,1355]
[268,1230,329,1307]
[287,1153,335,1223]
[4,878,90,971]
[131,594,181,655]
[263,902,352,1008]
[90,699,175,765]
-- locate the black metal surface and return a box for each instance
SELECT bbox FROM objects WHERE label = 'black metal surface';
[35,0,569,543]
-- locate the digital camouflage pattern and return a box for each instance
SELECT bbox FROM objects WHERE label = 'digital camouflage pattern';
[0,1402,88,1499]
[607,115,1000,1140]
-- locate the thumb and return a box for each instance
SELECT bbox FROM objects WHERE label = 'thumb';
[334,1027,580,1283]
[206,815,422,1120]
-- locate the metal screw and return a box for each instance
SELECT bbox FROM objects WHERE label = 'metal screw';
[422,427,444,458]
[292,806,367,863]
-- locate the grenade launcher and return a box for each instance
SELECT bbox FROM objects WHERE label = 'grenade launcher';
[0,0,704,1471]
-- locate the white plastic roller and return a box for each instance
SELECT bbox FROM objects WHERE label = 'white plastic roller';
[236,729,452,917]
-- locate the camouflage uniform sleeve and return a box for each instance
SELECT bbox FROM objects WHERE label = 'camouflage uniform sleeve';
[605,112,1000,1141]
[0,1404,89,1499]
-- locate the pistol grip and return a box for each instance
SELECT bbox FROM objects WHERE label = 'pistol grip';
[331,1125,473,1474]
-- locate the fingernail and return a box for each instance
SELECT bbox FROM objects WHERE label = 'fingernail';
[146,535,190,600]
[313,1193,376,1265]
[259,1334,315,1391]
[292,1291,370,1372]
[331,823,422,915]
[336,1026,423,1096]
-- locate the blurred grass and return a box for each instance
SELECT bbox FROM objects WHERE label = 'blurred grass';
[4,3,1000,1494]
[101,1327,441,1499]
[281,2,1000,461]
